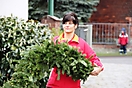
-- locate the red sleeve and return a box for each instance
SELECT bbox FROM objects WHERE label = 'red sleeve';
[53,36,59,42]
[83,42,103,68]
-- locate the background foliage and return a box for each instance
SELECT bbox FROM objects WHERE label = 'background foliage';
[0,15,52,87]
[28,0,100,22]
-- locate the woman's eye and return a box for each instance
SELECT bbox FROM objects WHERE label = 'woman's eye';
[63,22,74,25]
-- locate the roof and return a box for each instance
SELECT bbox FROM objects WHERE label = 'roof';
[43,15,62,21]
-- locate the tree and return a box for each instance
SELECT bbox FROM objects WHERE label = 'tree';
[28,0,100,22]
[28,0,48,21]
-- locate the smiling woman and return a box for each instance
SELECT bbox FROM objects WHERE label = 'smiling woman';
[63,20,76,34]
[62,13,79,41]
[46,12,104,88]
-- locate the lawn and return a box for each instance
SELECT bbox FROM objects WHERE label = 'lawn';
[96,52,132,57]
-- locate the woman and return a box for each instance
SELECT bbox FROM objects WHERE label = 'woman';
[46,12,103,88]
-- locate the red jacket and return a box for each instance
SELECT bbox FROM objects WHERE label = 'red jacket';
[118,33,128,45]
[46,33,103,88]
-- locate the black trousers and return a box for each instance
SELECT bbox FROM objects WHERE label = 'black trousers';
[120,45,127,54]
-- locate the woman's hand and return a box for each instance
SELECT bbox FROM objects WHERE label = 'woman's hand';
[90,67,103,76]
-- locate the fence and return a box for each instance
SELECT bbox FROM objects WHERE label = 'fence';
[75,25,92,47]
[76,23,131,45]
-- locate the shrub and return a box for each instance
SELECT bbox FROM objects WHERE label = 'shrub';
[0,15,53,87]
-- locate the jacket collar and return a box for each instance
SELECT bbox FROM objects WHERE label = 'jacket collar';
[58,33,79,43]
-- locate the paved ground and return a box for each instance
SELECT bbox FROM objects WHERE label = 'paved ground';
[81,56,132,88]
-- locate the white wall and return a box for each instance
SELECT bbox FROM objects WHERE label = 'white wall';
[0,0,28,20]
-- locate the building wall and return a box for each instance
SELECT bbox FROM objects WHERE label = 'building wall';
[41,18,61,30]
[90,0,132,23]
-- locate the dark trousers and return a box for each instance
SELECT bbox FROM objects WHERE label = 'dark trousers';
[120,45,127,54]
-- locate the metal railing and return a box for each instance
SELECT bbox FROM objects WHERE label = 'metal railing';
[76,25,92,47]
[76,23,131,45]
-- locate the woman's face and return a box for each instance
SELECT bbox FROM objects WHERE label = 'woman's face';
[63,21,77,33]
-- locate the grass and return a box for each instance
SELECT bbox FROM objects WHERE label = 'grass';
[96,52,132,57]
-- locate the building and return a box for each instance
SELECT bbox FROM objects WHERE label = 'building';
[89,0,132,50]
[41,15,61,30]
[90,0,132,24]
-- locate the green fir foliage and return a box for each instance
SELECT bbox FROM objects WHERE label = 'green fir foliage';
[3,40,94,88]
[28,0,100,22]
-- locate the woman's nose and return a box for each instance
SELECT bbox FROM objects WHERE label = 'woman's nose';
[65,23,70,26]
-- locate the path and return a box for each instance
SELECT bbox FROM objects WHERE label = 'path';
[81,56,132,88]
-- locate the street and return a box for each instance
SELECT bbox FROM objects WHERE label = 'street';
[81,56,132,88]
[100,56,132,64]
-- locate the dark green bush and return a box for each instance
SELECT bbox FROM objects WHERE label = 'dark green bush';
[0,15,52,87]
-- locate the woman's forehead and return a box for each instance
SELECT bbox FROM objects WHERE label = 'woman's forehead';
[65,21,73,23]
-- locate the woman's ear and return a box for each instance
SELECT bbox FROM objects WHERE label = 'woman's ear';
[75,24,78,29]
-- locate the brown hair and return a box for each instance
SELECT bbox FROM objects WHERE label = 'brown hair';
[62,12,79,25]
